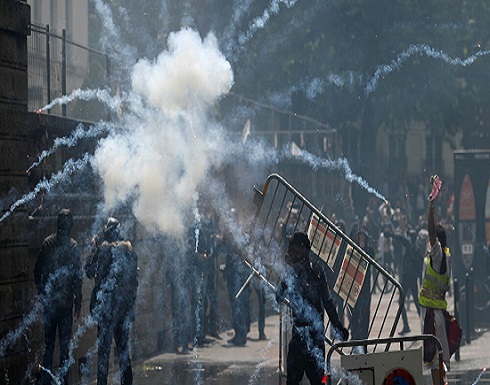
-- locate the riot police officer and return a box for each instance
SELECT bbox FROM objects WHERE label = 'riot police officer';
[34,208,82,385]
[85,217,138,385]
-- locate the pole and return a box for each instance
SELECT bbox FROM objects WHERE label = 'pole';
[61,29,67,117]
[46,25,51,110]
[278,309,283,385]
[454,278,460,361]
[469,267,474,339]
[465,272,471,344]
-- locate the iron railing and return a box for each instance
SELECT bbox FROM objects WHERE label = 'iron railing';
[27,23,110,121]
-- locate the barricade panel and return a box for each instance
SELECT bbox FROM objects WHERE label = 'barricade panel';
[245,173,404,373]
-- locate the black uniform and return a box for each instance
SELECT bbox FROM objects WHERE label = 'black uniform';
[219,236,250,346]
[350,229,373,351]
[391,231,422,333]
[85,219,138,385]
[34,209,82,385]
[188,216,217,346]
[276,261,348,385]
[166,237,192,354]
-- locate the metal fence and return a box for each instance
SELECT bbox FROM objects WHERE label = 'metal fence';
[224,92,339,157]
[243,173,404,378]
[27,24,110,121]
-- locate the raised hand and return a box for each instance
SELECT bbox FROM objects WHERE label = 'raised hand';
[429,175,442,202]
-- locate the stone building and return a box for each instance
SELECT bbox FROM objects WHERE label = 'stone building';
[0,2,179,383]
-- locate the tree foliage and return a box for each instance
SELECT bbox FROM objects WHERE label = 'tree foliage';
[91,0,490,160]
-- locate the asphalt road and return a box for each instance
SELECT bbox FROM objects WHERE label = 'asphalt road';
[132,311,489,385]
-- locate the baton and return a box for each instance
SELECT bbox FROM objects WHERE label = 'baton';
[235,259,290,306]
[234,270,255,299]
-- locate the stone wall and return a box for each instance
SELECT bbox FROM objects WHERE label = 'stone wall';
[0,1,34,383]
[0,3,256,383]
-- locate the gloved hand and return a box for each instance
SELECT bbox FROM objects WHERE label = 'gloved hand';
[340,325,349,341]
[334,324,349,341]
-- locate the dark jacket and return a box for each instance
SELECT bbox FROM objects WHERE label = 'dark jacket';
[276,262,344,346]
[34,233,82,312]
[392,233,422,278]
[85,240,138,321]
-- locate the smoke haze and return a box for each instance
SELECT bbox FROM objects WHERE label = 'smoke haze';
[92,28,234,236]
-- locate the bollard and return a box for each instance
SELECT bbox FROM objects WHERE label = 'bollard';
[469,267,474,338]
[453,278,460,361]
[465,272,471,344]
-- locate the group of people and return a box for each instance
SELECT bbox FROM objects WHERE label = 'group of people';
[34,210,138,385]
[34,205,269,385]
[168,207,267,354]
[334,175,453,384]
[33,173,454,385]
[332,178,454,338]
[273,174,454,385]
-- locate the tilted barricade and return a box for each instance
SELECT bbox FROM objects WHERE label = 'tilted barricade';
[241,173,406,382]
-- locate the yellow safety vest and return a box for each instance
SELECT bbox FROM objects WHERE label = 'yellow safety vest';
[419,249,450,310]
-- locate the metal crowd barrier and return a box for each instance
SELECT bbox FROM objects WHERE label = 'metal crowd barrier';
[242,173,404,380]
[326,334,444,385]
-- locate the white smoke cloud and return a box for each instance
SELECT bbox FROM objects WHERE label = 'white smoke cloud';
[91,28,235,236]
[132,28,234,114]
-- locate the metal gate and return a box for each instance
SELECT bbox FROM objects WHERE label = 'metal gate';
[242,173,404,379]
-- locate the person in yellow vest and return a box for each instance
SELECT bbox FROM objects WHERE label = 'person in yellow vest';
[419,175,451,385]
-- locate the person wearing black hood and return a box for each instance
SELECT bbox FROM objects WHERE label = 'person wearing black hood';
[387,229,422,335]
[85,217,138,385]
[276,231,349,385]
[350,225,372,353]
[34,209,82,385]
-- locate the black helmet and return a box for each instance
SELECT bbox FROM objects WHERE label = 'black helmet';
[103,217,120,242]
[287,231,311,250]
[57,209,73,234]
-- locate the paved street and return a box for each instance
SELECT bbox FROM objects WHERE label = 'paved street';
[132,299,490,385]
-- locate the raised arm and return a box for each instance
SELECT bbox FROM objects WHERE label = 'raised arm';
[428,202,437,247]
[427,175,441,247]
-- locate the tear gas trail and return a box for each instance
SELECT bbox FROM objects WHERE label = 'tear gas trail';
[1,265,96,382]
[0,155,91,224]
[269,73,362,108]
[282,45,490,103]
[50,315,96,385]
[0,265,92,358]
[221,0,255,56]
[91,0,136,69]
[247,338,275,385]
[282,146,387,201]
[0,300,42,357]
[27,123,113,173]
[193,193,201,251]
[238,0,299,46]
[39,88,121,113]
[329,366,363,385]
[38,366,60,385]
[276,273,346,381]
[366,44,490,94]
[472,368,487,385]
